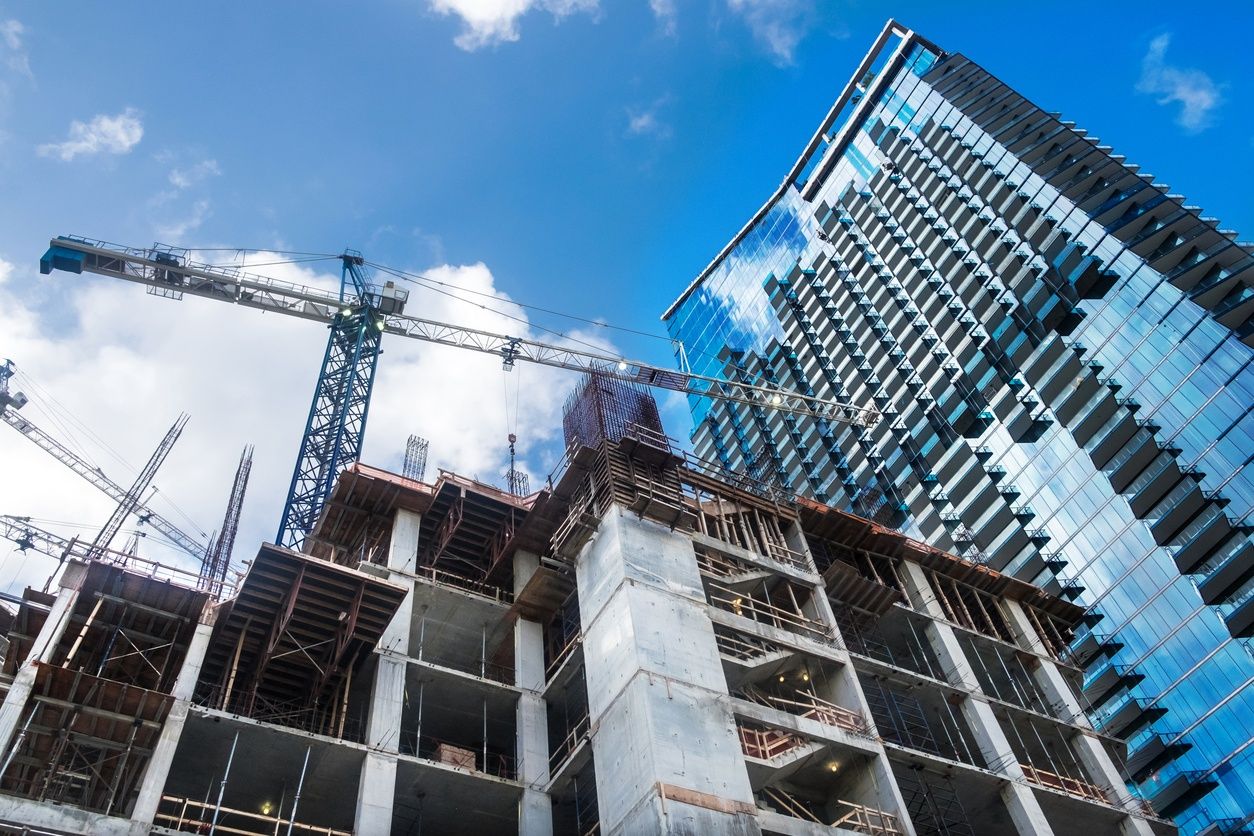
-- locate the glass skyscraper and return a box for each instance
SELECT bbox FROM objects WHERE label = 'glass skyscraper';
[663,20,1252,835]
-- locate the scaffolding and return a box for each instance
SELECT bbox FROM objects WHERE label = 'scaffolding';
[896,769,975,836]
[758,786,904,836]
[863,681,985,769]
[0,561,209,818]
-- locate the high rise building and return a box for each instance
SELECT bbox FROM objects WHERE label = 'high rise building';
[663,20,1252,834]
[0,376,1171,835]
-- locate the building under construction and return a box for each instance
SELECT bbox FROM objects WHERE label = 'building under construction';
[0,375,1174,835]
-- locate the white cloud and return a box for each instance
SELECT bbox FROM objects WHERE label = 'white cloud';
[429,0,598,50]
[1136,34,1223,134]
[626,101,671,139]
[649,0,676,36]
[0,250,618,596]
[0,18,31,79]
[156,199,211,240]
[726,0,813,65]
[0,256,12,285]
[38,108,144,161]
[169,158,220,189]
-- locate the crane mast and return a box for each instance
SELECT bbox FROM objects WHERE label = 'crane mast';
[41,235,882,549]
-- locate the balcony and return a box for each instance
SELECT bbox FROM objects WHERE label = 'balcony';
[1144,769,1219,819]
[1224,588,1254,638]
[1090,692,1166,738]
[1082,662,1144,708]
[1066,631,1123,668]
[1126,729,1191,783]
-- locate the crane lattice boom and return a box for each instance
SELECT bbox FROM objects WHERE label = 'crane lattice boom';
[40,235,881,549]
[0,385,206,560]
[42,237,880,426]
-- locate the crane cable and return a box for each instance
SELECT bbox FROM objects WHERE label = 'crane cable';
[364,260,673,343]
[180,250,759,400]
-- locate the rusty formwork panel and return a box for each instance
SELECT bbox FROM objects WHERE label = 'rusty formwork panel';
[0,561,208,819]
[0,662,172,816]
[194,544,407,740]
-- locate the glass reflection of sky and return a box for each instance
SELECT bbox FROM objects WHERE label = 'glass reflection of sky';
[663,34,1252,835]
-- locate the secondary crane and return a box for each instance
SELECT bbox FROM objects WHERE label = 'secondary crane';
[41,235,882,549]
[87,412,188,555]
[0,515,73,559]
[0,360,208,561]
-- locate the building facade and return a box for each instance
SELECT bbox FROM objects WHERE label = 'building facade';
[0,380,1170,835]
[662,20,1253,835]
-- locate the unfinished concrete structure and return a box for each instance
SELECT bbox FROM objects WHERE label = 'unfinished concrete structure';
[0,377,1173,835]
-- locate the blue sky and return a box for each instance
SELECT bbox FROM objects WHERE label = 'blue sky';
[0,0,1249,585]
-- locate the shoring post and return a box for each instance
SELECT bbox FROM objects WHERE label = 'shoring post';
[285,746,311,836]
[0,707,36,780]
[61,596,104,670]
[416,681,424,755]
[210,730,240,835]
[222,617,251,710]
[271,783,286,836]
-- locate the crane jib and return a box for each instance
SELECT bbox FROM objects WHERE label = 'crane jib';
[39,235,881,548]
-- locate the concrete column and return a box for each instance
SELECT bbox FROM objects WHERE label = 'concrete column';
[355,751,398,834]
[1002,602,1155,836]
[788,526,917,834]
[354,509,420,834]
[898,562,1055,836]
[578,507,759,835]
[514,551,553,836]
[0,561,88,756]
[388,508,421,574]
[129,604,219,829]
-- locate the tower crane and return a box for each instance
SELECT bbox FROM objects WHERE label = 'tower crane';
[40,235,882,549]
[0,515,75,559]
[0,360,208,561]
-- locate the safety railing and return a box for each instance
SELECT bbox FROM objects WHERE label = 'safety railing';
[713,628,790,663]
[707,582,838,644]
[155,795,350,836]
[414,564,513,604]
[1019,763,1109,804]
[737,723,813,761]
[549,714,591,776]
[193,686,363,742]
[832,799,905,835]
[546,633,582,682]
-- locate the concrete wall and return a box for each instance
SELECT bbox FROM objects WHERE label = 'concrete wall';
[577,506,760,836]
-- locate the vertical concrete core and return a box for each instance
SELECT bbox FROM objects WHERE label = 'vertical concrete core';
[577,506,760,835]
